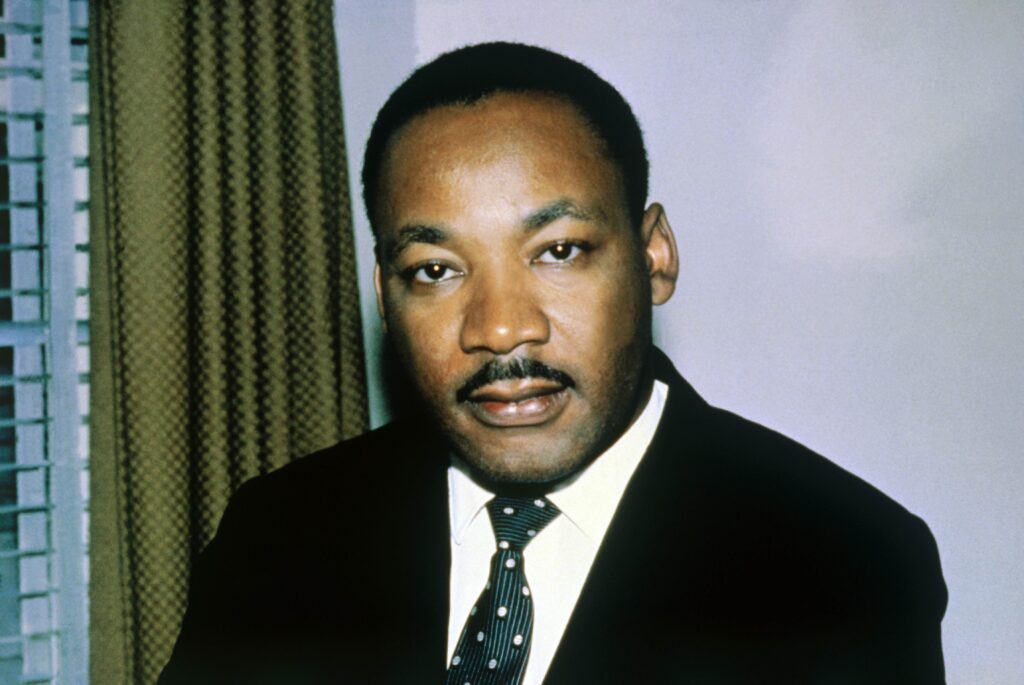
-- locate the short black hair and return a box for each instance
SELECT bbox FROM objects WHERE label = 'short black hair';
[361,42,649,234]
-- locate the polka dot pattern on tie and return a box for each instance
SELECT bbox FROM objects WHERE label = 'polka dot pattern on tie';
[446,495,560,685]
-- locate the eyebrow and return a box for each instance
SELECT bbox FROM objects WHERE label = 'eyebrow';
[386,224,447,262]
[521,199,594,231]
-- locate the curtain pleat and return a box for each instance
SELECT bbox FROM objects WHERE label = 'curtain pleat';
[88,2,368,683]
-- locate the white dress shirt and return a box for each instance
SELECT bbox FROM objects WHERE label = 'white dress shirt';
[447,380,668,684]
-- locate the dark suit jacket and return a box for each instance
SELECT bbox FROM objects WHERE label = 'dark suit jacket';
[159,349,947,684]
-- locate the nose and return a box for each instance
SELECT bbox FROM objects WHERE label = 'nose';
[459,273,550,355]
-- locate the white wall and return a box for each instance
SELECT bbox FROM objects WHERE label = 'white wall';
[334,2,1024,681]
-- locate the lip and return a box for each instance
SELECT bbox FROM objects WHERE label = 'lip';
[464,381,571,427]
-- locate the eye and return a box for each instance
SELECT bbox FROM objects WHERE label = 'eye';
[534,241,587,264]
[408,262,460,284]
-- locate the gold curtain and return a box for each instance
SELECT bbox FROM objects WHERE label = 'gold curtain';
[88,2,368,683]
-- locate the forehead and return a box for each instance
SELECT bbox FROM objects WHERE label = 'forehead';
[375,93,625,230]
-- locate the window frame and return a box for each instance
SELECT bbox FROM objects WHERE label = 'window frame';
[0,1,90,683]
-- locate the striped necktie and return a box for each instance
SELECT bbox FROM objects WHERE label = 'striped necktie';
[446,495,560,685]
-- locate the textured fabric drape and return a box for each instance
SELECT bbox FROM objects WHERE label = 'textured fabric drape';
[88,2,368,683]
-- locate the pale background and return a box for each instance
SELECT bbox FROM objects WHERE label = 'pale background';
[333,2,1024,682]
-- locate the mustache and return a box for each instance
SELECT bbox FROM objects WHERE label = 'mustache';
[456,358,577,403]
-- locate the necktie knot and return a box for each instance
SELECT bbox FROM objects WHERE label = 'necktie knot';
[486,496,560,551]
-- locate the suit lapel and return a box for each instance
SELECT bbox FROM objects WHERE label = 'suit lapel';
[544,351,710,681]
[329,422,452,681]
[393,431,452,679]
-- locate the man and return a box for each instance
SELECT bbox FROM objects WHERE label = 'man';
[160,43,947,684]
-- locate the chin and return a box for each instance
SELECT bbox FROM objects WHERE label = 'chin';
[456,436,597,488]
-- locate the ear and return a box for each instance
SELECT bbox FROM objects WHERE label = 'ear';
[639,202,679,305]
[373,261,389,333]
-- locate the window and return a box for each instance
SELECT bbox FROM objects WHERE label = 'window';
[0,1,90,683]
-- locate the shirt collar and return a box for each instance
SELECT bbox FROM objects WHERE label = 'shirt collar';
[547,380,668,539]
[448,455,494,545]
[448,380,669,543]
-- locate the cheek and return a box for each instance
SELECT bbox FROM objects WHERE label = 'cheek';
[386,296,466,388]
[547,270,647,355]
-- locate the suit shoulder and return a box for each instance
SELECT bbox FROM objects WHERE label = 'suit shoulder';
[677,403,947,615]
[221,418,444,522]
[701,404,919,526]
[253,418,438,482]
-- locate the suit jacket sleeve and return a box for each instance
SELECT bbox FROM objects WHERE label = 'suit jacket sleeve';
[157,480,266,685]
[894,514,948,684]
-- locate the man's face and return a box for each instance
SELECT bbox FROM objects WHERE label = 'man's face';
[374,92,676,484]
